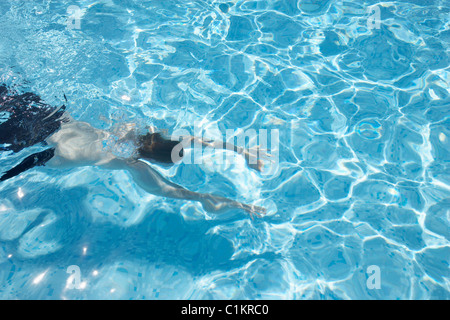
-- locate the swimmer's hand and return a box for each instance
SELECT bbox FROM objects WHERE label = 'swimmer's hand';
[246,156,265,172]
[241,203,267,220]
[243,146,275,172]
[200,193,267,219]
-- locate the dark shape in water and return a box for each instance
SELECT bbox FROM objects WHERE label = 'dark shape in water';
[0,84,67,181]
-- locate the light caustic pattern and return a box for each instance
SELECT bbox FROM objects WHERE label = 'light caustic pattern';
[0,0,449,299]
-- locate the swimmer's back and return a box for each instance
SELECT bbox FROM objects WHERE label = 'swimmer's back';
[45,121,115,168]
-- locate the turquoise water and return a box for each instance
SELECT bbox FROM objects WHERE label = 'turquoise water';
[0,0,449,300]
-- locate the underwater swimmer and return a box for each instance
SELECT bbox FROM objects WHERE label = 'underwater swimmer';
[0,85,266,218]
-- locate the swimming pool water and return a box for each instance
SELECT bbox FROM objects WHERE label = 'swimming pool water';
[0,0,449,300]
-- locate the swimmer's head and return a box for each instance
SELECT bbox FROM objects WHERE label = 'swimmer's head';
[137,132,183,164]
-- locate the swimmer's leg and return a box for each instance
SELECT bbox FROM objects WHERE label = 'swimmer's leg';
[0,148,55,181]
[104,159,265,218]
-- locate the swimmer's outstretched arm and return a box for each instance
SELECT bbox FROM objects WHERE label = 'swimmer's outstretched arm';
[103,159,266,218]
[180,136,267,172]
